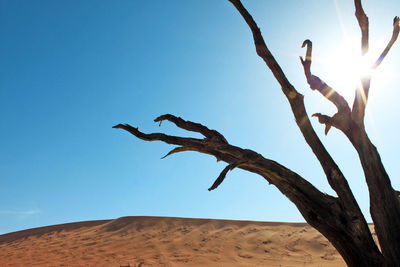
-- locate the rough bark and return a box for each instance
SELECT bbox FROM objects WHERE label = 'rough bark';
[115,1,400,266]
[351,131,400,266]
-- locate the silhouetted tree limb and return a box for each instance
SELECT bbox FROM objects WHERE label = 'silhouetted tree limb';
[352,0,370,127]
[350,5,400,264]
[351,131,400,265]
[300,40,349,113]
[351,5,400,128]
[114,113,382,266]
[354,0,369,54]
[114,116,338,208]
[300,40,352,136]
[208,160,245,191]
[116,1,400,266]
[373,16,400,70]
[161,146,193,160]
[154,114,228,143]
[351,76,371,128]
[226,0,356,205]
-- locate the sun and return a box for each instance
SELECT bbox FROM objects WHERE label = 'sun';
[319,39,389,102]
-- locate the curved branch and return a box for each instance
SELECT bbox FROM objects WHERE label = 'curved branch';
[313,112,353,137]
[154,114,228,143]
[161,146,193,159]
[372,16,400,70]
[312,113,333,135]
[114,117,333,205]
[113,124,199,145]
[301,39,312,62]
[300,39,350,114]
[208,160,246,191]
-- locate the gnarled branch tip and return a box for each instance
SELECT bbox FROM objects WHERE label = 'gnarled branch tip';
[208,161,246,191]
[161,146,190,159]
[301,39,312,62]
[312,113,333,135]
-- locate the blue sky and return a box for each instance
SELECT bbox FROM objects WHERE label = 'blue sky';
[1,0,399,234]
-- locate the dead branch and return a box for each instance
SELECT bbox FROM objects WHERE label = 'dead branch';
[154,114,228,143]
[350,2,400,263]
[114,114,382,266]
[351,0,370,127]
[300,40,352,135]
[372,16,400,69]
[354,0,369,54]
[350,16,399,127]
[208,161,246,191]
[227,0,360,210]
[114,116,334,205]
[351,77,371,128]
[300,40,350,113]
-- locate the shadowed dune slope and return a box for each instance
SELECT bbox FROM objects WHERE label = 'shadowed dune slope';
[0,216,350,266]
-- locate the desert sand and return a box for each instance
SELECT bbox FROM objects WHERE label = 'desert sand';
[0,216,357,266]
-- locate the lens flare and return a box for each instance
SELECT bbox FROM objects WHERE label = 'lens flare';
[320,40,389,101]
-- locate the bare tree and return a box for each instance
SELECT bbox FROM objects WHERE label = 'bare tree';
[114,1,400,266]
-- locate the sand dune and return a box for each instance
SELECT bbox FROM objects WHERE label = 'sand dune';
[0,216,352,266]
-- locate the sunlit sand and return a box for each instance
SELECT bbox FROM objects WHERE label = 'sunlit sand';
[0,216,371,266]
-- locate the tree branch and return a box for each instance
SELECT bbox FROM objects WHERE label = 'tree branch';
[354,0,369,54]
[351,0,371,127]
[208,160,246,191]
[351,16,399,128]
[300,40,352,135]
[351,77,371,128]
[114,115,382,266]
[372,16,400,70]
[114,116,333,205]
[348,2,400,263]
[161,146,193,159]
[300,40,350,113]
[227,0,294,94]
[228,0,358,207]
[154,114,228,143]
[113,123,228,162]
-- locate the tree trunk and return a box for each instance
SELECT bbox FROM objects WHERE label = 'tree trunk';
[353,131,400,266]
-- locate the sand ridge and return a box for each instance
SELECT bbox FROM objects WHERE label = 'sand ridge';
[0,216,349,266]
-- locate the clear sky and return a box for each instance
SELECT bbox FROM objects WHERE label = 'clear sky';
[1,0,399,234]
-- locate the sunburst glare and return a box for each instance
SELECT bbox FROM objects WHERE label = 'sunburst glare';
[319,39,388,101]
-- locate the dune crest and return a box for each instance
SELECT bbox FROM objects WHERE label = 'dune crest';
[0,216,349,266]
